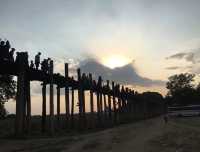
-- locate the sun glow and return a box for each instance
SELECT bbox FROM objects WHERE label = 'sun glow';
[102,55,131,69]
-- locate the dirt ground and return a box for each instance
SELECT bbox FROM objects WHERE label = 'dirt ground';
[1,116,200,152]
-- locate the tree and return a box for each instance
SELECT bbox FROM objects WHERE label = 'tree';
[0,74,16,118]
[166,73,196,106]
[166,73,195,96]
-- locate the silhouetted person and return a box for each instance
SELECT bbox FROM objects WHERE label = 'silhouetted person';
[5,40,10,59]
[30,60,34,69]
[35,52,41,70]
[0,41,5,60]
[164,114,168,124]
[41,59,48,73]
[47,58,51,73]
[9,48,15,62]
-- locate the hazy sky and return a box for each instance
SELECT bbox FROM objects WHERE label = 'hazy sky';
[2,0,200,114]
[1,0,200,79]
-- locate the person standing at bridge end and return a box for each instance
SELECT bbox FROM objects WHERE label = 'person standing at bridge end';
[35,52,41,70]
[163,114,169,124]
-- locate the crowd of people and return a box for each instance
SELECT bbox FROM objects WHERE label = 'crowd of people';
[31,52,51,74]
[0,40,15,62]
[0,40,51,74]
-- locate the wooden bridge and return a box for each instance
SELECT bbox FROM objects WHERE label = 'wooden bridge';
[0,46,165,136]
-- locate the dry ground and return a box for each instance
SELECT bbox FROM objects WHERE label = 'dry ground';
[1,116,200,152]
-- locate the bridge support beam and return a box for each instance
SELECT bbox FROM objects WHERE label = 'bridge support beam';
[65,63,70,128]
[15,52,29,136]
[42,83,46,133]
[57,86,60,127]
[70,84,74,128]
[49,60,54,135]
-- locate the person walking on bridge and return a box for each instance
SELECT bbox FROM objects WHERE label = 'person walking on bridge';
[9,48,15,62]
[35,52,41,70]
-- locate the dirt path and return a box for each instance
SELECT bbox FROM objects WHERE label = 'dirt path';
[63,117,168,152]
[1,117,170,152]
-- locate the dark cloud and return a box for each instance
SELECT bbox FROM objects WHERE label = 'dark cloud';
[166,66,193,70]
[165,66,181,70]
[166,52,195,63]
[185,53,195,63]
[80,58,164,87]
[166,48,200,64]
[166,53,187,60]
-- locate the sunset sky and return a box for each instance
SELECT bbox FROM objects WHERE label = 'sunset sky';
[1,0,200,114]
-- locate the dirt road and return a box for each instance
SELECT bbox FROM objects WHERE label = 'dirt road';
[1,116,200,152]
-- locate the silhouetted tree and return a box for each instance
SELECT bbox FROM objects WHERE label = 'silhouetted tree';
[0,75,16,119]
[166,73,198,106]
[166,73,195,96]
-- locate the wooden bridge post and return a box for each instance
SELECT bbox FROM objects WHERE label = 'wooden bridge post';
[57,86,60,127]
[77,68,83,129]
[112,81,117,124]
[49,60,54,135]
[103,94,107,119]
[81,74,86,128]
[107,80,112,121]
[15,52,29,136]
[96,77,101,126]
[65,63,70,127]
[99,77,103,116]
[89,74,94,128]
[42,82,46,133]
[26,80,31,134]
[71,82,74,128]
[89,74,94,114]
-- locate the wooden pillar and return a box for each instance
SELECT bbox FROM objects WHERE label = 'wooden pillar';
[107,80,112,121]
[89,74,94,114]
[103,94,107,118]
[96,90,101,125]
[81,74,86,120]
[118,98,122,113]
[49,60,54,135]
[57,86,60,126]
[71,84,74,128]
[89,74,94,128]
[77,68,83,128]
[26,80,31,134]
[81,86,86,128]
[98,77,103,116]
[15,52,28,136]
[65,63,70,127]
[112,81,117,124]
[42,83,46,133]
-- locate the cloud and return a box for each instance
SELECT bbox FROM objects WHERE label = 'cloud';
[166,52,195,63]
[165,48,200,75]
[165,66,181,70]
[166,53,188,60]
[79,58,164,87]
[166,66,193,70]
